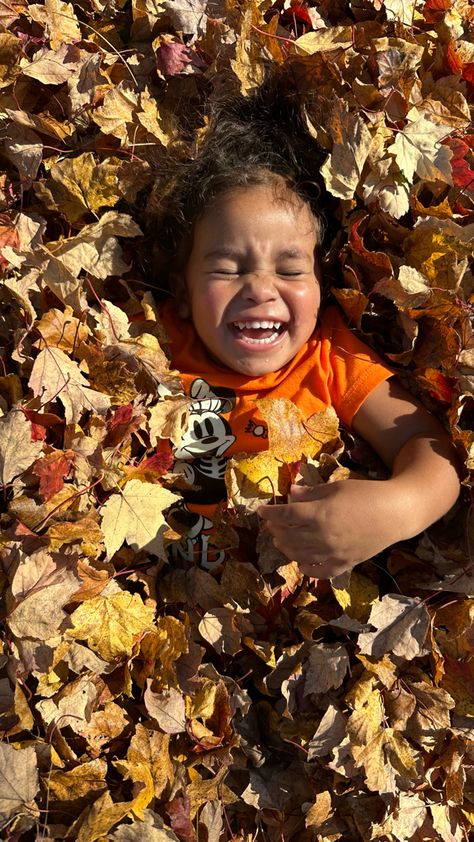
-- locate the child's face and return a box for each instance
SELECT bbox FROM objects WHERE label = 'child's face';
[184,184,322,376]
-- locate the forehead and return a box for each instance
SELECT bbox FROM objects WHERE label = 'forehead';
[192,183,319,248]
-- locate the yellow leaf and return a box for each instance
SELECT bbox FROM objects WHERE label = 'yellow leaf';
[34,305,90,352]
[0,32,21,89]
[293,27,353,54]
[256,398,340,463]
[230,3,266,95]
[35,153,124,222]
[72,791,130,842]
[28,0,81,50]
[136,88,172,146]
[134,616,188,687]
[305,790,332,828]
[332,570,379,622]
[187,767,236,820]
[47,518,104,557]
[405,225,472,290]
[114,758,154,819]
[225,449,289,508]
[67,591,155,661]
[320,105,373,201]
[44,758,107,802]
[347,683,384,745]
[148,396,191,449]
[356,653,398,690]
[100,479,180,560]
[80,702,129,751]
[126,724,173,799]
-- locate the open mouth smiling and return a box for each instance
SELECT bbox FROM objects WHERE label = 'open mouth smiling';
[231,320,287,345]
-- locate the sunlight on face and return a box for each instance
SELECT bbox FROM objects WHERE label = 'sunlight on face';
[184,183,322,376]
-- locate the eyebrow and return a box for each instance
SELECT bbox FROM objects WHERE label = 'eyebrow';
[203,247,311,260]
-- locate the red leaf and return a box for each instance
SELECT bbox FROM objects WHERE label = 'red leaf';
[156,41,194,77]
[423,0,451,24]
[140,450,174,475]
[33,451,73,501]
[167,795,196,842]
[443,137,474,192]
[446,42,474,87]
[348,215,393,282]
[104,404,142,447]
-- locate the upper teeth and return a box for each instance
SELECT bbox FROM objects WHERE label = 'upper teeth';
[234,321,281,329]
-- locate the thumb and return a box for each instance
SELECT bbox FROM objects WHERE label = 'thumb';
[289,483,320,502]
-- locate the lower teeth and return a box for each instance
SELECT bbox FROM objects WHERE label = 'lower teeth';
[240,331,280,345]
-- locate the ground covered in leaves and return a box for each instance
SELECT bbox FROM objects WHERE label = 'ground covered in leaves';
[1,0,474,840]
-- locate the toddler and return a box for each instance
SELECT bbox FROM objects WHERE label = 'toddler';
[150,77,460,578]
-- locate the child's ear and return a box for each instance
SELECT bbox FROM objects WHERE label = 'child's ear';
[170,272,190,318]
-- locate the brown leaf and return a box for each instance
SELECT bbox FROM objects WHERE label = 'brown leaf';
[7,552,80,640]
[307,703,347,759]
[358,594,431,660]
[0,408,43,485]
[144,682,186,734]
[29,347,111,423]
[198,607,242,655]
[110,810,180,840]
[0,743,39,824]
[304,642,350,695]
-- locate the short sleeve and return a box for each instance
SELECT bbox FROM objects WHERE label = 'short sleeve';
[319,306,395,428]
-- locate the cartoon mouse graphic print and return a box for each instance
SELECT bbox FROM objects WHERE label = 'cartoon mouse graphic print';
[169,378,236,569]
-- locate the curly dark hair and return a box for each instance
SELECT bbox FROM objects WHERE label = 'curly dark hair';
[146,67,339,297]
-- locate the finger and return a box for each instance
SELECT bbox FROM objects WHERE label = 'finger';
[299,562,329,580]
[257,501,308,525]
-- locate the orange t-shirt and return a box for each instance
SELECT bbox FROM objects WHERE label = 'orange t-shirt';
[158,301,393,569]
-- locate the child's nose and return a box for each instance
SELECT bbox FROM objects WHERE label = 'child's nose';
[241,273,278,302]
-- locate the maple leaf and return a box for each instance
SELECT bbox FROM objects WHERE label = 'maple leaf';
[7,550,81,640]
[35,153,127,222]
[0,743,39,826]
[198,607,242,655]
[144,683,187,734]
[321,107,373,200]
[29,346,111,423]
[22,44,77,85]
[358,594,431,660]
[0,408,43,485]
[34,305,91,352]
[100,479,180,560]
[390,115,453,184]
[67,591,155,661]
[307,703,347,759]
[110,810,180,841]
[28,0,81,49]
[256,398,341,463]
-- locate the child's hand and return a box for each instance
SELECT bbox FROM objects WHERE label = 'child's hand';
[257,479,403,579]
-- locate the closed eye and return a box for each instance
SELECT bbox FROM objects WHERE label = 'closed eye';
[278,270,306,277]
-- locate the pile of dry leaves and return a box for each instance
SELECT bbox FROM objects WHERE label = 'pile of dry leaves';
[1,0,474,840]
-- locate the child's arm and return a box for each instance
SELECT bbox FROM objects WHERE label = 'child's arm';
[258,378,461,579]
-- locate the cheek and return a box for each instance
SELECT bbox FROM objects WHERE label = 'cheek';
[292,285,321,326]
[192,284,231,322]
